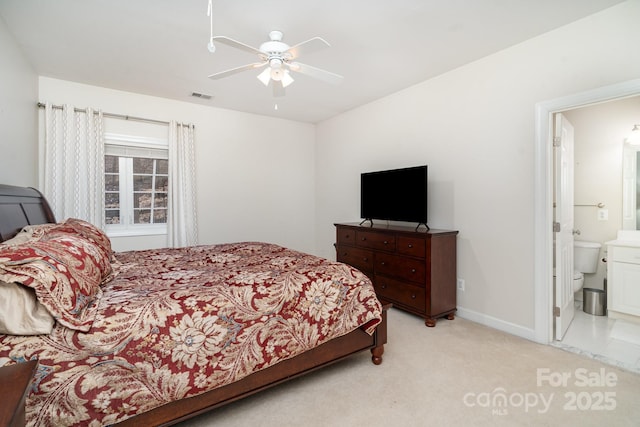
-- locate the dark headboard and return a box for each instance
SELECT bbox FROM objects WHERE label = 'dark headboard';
[0,184,56,243]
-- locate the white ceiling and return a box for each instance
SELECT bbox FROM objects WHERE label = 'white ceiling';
[0,0,625,123]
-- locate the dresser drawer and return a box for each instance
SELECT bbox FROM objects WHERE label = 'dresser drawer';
[336,227,356,245]
[397,236,426,258]
[356,230,396,251]
[375,275,426,313]
[375,253,425,283]
[336,245,374,272]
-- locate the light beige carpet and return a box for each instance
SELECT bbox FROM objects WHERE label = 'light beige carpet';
[182,308,640,427]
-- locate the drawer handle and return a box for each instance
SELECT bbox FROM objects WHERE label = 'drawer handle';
[411,294,416,299]
[408,244,413,248]
[363,257,368,262]
[411,268,416,273]
[361,237,367,241]
[380,261,386,266]
[383,240,388,245]
[381,284,387,289]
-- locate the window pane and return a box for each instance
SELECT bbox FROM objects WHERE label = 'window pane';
[105,155,119,173]
[155,176,168,192]
[133,193,152,209]
[154,193,168,208]
[154,209,167,224]
[105,152,170,231]
[105,192,119,209]
[133,175,153,191]
[106,210,120,225]
[134,209,151,224]
[133,158,154,174]
[157,159,168,174]
[105,175,119,191]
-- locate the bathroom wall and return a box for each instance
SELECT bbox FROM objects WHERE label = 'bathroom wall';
[564,95,640,292]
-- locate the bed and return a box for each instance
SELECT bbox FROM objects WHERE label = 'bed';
[0,184,387,426]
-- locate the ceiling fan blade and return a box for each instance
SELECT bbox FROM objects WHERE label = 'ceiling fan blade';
[213,36,265,57]
[287,62,343,85]
[272,80,286,97]
[208,62,267,80]
[284,37,330,60]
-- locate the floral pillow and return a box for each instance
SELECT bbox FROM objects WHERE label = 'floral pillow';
[62,218,113,260]
[23,219,113,283]
[0,232,104,331]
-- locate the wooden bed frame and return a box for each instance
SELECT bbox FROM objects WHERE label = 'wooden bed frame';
[0,184,388,426]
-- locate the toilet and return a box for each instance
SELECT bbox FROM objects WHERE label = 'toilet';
[573,241,602,292]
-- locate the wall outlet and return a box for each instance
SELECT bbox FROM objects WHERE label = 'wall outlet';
[597,209,608,221]
[457,278,465,291]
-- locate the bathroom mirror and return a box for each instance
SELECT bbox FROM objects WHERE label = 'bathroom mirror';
[622,142,640,229]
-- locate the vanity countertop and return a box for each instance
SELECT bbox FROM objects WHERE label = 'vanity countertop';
[606,230,640,247]
[606,239,640,248]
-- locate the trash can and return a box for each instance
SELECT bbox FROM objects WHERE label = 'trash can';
[583,288,606,316]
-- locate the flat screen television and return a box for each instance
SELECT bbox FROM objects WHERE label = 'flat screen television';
[360,165,428,226]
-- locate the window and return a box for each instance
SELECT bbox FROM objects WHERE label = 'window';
[104,134,169,236]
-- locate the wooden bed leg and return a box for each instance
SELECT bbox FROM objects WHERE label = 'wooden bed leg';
[370,303,390,365]
[371,344,384,365]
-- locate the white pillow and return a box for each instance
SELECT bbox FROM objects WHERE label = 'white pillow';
[0,280,55,335]
[1,228,36,246]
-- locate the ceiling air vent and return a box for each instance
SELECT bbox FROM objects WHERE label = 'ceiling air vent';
[191,92,213,100]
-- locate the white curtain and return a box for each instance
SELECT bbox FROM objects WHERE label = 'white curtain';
[43,103,105,226]
[168,121,198,247]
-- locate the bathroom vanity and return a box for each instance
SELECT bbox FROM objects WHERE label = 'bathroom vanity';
[606,231,640,322]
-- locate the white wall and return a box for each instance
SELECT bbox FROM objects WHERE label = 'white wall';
[0,15,38,186]
[563,96,640,292]
[38,78,317,254]
[315,1,640,334]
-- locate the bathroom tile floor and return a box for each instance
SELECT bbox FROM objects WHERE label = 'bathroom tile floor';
[552,303,640,374]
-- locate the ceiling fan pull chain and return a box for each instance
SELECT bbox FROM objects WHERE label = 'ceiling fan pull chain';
[207,0,215,53]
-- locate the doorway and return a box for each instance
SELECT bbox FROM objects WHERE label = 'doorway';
[534,78,640,345]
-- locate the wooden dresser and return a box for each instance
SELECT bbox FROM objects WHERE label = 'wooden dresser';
[0,360,37,427]
[335,222,458,327]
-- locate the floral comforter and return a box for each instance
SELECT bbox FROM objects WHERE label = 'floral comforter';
[0,242,382,426]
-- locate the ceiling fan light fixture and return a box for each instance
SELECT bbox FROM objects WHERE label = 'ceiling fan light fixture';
[270,67,285,81]
[257,68,271,86]
[281,70,294,88]
[209,30,340,96]
[268,58,285,81]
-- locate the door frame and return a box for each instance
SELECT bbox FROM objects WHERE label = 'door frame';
[534,78,640,344]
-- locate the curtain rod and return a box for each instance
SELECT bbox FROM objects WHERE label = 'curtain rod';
[37,102,194,128]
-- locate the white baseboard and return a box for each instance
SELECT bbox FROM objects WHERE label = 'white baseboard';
[456,307,537,342]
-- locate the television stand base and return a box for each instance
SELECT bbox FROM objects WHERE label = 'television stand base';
[357,220,429,231]
[415,222,429,231]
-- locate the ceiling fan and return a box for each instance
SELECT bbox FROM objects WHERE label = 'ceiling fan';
[208,30,343,97]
